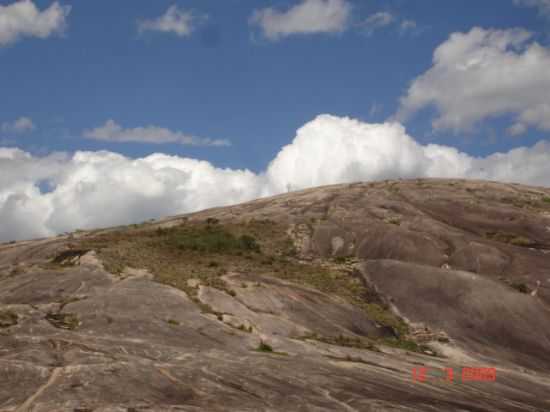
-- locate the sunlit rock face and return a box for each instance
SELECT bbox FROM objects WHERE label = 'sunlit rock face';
[1,178,550,411]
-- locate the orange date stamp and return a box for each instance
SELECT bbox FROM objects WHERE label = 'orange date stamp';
[412,366,496,383]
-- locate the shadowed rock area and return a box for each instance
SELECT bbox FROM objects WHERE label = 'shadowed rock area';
[1,178,550,411]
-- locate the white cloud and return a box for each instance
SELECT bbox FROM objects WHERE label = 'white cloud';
[399,19,417,34]
[507,122,528,136]
[83,120,230,147]
[0,0,70,46]
[2,114,550,241]
[138,5,204,37]
[265,115,550,192]
[361,11,394,36]
[359,12,419,37]
[1,117,35,133]
[514,0,550,16]
[249,0,351,41]
[0,147,261,241]
[265,115,427,193]
[395,27,550,135]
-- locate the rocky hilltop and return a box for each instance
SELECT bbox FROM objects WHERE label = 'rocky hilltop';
[2,178,550,411]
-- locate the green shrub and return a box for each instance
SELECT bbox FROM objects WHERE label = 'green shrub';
[256,340,273,352]
[206,217,219,225]
[238,324,253,333]
[169,228,260,254]
[383,337,419,351]
[511,282,530,294]
[0,310,18,328]
[485,232,535,248]
[239,234,261,252]
[333,256,348,264]
[45,313,80,330]
[51,249,90,266]
[509,236,535,247]
[384,217,401,226]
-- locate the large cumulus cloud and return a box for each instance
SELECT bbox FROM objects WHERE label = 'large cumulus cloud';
[395,27,550,135]
[1,114,549,241]
[0,148,262,241]
[0,0,70,47]
[266,116,428,192]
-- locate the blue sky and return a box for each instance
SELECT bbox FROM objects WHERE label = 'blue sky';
[2,0,550,240]
[2,0,548,170]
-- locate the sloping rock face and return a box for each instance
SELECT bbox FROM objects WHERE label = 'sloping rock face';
[1,178,550,411]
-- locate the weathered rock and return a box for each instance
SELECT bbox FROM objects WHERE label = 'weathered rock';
[1,179,550,411]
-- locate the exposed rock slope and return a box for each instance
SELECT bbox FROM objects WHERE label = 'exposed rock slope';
[1,179,550,411]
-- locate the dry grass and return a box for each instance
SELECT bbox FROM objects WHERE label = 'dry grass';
[484,231,536,248]
[71,218,410,344]
[45,312,80,330]
[298,332,379,352]
[0,310,18,328]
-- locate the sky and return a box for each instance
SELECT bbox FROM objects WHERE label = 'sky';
[1,0,550,241]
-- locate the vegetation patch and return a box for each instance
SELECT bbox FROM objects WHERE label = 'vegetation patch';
[500,196,537,209]
[332,255,354,264]
[256,340,273,352]
[509,236,536,247]
[384,216,401,226]
[325,355,402,371]
[510,282,531,294]
[0,310,18,328]
[51,249,91,266]
[254,340,288,356]
[298,330,438,356]
[365,303,407,337]
[45,312,80,330]
[237,324,253,333]
[327,355,371,364]
[161,226,261,254]
[74,219,410,341]
[381,337,437,356]
[388,183,401,193]
[484,231,536,248]
[299,332,379,352]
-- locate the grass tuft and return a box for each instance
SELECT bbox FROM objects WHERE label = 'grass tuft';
[45,312,80,330]
[256,340,273,352]
[510,282,530,294]
[485,231,536,248]
[0,310,18,328]
[384,217,401,226]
